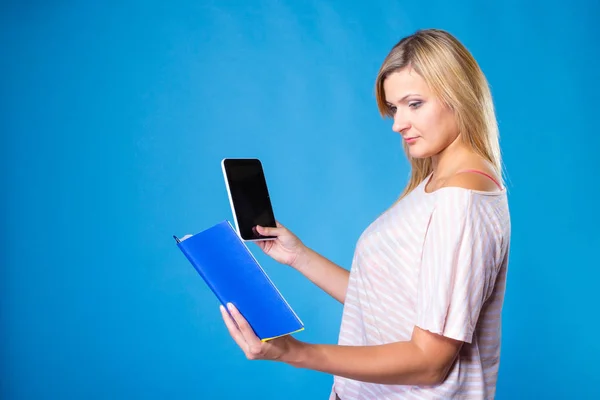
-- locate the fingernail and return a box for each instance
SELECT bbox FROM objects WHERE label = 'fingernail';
[227,302,234,310]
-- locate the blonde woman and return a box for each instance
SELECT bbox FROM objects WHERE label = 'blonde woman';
[220,28,511,400]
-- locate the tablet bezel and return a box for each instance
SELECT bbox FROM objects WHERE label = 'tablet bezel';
[221,158,277,241]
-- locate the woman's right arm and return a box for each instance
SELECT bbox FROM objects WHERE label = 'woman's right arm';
[291,246,350,304]
[255,223,350,304]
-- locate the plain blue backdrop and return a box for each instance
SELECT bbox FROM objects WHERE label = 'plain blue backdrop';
[2,0,599,399]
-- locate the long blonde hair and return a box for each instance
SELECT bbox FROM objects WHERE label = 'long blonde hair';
[375,29,503,199]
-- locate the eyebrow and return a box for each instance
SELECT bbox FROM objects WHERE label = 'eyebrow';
[385,93,421,105]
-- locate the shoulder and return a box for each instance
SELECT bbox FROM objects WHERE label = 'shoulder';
[428,187,506,249]
[430,180,503,225]
[441,170,502,193]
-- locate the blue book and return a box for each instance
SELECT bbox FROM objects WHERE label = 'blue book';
[174,220,304,341]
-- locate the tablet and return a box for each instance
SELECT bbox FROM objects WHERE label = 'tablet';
[221,158,277,241]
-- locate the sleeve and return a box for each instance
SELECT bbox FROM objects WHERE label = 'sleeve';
[415,189,498,343]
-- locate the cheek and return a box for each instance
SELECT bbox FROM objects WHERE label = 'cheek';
[415,107,443,137]
[408,107,457,158]
[420,106,457,141]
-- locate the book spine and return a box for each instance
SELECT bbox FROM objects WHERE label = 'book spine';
[177,243,228,307]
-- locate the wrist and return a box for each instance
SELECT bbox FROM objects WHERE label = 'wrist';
[291,245,313,272]
[282,337,314,368]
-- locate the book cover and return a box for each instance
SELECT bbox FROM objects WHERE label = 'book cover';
[174,220,304,341]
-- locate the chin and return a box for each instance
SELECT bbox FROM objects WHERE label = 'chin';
[407,147,432,159]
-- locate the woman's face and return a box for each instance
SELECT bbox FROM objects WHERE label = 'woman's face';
[383,68,460,159]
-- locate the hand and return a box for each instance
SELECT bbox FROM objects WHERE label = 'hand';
[254,221,307,268]
[220,302,303,363]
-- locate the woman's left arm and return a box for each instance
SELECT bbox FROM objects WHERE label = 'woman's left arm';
[221,303,462,386]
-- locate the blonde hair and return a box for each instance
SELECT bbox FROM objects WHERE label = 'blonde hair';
[375,29,503,199]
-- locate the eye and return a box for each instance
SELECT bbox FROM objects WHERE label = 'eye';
[387,104,397,115]
[408,101,423,109]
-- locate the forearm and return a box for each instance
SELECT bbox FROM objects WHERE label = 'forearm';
[292,247,349,304]
[285,340,442,386]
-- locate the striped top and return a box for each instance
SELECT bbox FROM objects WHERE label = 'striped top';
[330,173,511,399]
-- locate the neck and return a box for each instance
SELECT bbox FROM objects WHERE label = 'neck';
[430,135,471,178]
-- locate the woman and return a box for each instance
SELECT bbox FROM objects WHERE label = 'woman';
[220,28,511,399]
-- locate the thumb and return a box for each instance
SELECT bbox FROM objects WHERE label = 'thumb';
[256,225,279,236]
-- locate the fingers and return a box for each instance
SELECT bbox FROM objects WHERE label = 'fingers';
[220,305,247,350]
[227,303,261,344]
[224,303,265,359]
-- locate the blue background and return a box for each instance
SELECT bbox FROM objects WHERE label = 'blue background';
[2,1,599,399]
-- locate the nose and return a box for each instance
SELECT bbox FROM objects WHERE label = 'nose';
[391,111,410,134]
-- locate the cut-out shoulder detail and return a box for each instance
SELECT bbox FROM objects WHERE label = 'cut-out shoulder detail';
[455,169,503,190]
[443,172,500,192]
[424,170,504,195]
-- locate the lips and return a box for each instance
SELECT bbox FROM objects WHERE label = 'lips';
[404,136,418,143]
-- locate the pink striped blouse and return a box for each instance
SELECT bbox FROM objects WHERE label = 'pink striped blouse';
[330,173,511,399]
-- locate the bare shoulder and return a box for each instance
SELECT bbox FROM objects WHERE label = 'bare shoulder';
[442,169,502,192]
